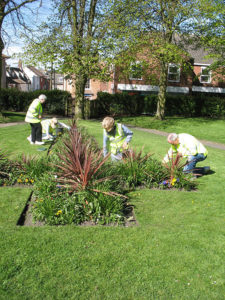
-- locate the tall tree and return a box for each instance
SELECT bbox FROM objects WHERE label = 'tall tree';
[22,0,116,119]
[194,0,225,74]
[0,0,42,89]
[112,0,200,120]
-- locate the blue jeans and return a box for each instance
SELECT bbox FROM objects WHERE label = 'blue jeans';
[183,154,207,173]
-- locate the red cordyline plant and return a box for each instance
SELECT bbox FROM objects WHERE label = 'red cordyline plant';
[163,152,187,182]
[55,124,127,198]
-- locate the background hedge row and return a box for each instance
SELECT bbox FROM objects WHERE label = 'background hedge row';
[0,89,71,116]
[1,88,225,119]
[89,92,225,119]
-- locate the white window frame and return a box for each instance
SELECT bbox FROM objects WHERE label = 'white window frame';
[168,63,180,83]
[200,67,211,84]
[85,79,90,89]
[129,61,143,80]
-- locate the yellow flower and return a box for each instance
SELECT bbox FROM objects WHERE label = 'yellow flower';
[25,179,29,183]
[17,178,22,183]
[30,179,34,183]
[171,178,177,186]
[56,210,62,216]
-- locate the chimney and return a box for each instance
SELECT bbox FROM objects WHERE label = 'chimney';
[18,59,23,69]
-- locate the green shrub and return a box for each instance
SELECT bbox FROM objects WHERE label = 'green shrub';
[91,92,225,119]
[0,89,71,115]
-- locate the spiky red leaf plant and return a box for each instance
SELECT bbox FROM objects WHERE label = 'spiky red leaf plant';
[122,147,153,163]
[55,124,127,198]
[163,153,187,182]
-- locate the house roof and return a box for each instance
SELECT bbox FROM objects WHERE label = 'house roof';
[2,54,11,59]
[186,47,215,65]
[26,65,47,77]
[6,67,31,85]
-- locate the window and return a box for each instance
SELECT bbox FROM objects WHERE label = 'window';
[200,67,211,83]
[85,79,90,89]
[129,62,143,80]
[168,64,180,82]
[58,76,64,83]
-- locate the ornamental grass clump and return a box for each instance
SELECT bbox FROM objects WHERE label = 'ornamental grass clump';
[0,148,22,186]
[114,148,166,189]
[162,153,197,191]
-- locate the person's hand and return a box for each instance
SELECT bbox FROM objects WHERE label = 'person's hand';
[122,141,128,149]
[38,115,42,119]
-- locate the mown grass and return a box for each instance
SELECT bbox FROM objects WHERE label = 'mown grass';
[0,111,26,123]
[0,118,225,299]
[116,116,225,144]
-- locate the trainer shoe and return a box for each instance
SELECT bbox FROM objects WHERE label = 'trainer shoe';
[30,141,34,145]
[203,166,210,174]
[35,141,45,145]
[27,136,31,142]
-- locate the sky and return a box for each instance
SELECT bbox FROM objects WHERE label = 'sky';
[3,0,53,66]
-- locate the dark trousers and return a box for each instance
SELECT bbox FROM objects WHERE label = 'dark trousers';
[30,123,42,142]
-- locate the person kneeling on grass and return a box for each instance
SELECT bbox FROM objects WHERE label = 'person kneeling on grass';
[41,118,71,140]
[27,118,71,142]
[163,133,210,175]
[102,116,133,162]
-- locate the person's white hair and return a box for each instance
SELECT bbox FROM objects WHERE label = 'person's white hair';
[51,117,58,128]
[167,133,178,143]
[39,94,47,101]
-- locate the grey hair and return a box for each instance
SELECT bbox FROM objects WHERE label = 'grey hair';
[39,94,47,100]
[167,133,178,143]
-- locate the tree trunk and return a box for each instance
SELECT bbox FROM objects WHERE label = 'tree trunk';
[74,74,86,119]
[155,61,168,120]
[0,34,4,90]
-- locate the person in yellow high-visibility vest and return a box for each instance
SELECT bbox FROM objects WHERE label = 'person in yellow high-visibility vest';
[163,133,210,175]
[25,94,47,145]
[41,118,71,140]
[102,116,133,162]
[27,118,71,141]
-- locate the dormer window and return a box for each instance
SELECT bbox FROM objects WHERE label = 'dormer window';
[168,64,180,82]
[200,67,211,83]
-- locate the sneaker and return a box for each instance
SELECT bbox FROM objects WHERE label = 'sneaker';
[203,166,210,174]
[27,136,31,142]
[30,141,34,145]
[35,141,45,145]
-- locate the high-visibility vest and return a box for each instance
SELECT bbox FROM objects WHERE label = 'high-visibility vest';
[25,99,42,123]
[164,133,208,162]
[104,123,128,155]
[41,119,54,135]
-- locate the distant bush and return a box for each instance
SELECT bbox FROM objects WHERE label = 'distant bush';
[0,89,71,115]
[91,92,225,119]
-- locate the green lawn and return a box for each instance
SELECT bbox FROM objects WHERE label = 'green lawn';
[0,118,225,299]
[0,111,26,123]
[116,116,225,144]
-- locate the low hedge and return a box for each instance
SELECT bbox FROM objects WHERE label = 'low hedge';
[90,92,225,119]
[0,89,71,116]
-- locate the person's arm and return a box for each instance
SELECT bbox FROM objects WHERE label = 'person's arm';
[45,123,50,138]
[121,124,133,149]
[58,122,71,130]
[163,146,176,163]
[103,131,109,157]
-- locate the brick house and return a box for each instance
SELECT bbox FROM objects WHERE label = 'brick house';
[68,46,224,98]
[113,46,225,95]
